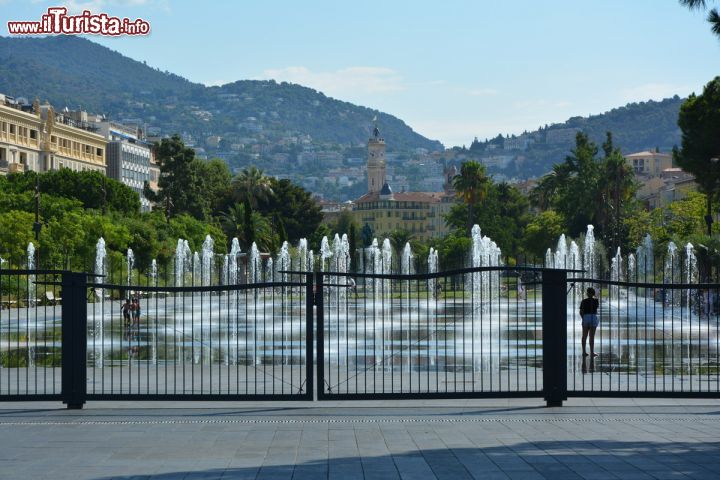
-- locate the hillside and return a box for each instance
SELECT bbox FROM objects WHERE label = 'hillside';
[0,35,443,152]
[468,97,684,179]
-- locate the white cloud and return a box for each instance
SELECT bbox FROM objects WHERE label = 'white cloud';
[257,66,405,97]
[620,83,690,102]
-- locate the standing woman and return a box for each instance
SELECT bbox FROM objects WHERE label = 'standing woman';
[580,287,600,357]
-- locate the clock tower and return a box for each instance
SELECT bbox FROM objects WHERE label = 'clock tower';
[367,119,386,194]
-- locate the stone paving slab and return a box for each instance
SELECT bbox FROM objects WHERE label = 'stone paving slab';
[0,399,718,479]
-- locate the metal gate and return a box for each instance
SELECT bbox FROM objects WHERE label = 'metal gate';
[2,267,719,408]
[0,269,314,408]
[314,268,567,405]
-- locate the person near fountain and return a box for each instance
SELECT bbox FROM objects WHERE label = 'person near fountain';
[517,278,526,300]
[121,298,132,330]
[579,287,599,357]
[132,298,141,327]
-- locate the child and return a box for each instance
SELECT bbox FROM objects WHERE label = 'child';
[132,298,141,327]
[121,298,132,329]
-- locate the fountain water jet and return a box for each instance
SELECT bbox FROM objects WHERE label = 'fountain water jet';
[428,247,439,301]
[201,235,214,286]
[126,248,134,286]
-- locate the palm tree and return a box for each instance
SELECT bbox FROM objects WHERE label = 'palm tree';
[453,161,491,233]
[388,230,415,258]
[680,0,720,37]
[232,167,274,248]
[220,203,277,252]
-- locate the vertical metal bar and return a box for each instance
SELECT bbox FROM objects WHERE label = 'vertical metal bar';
[61,272,87,409]
[305,273,314,400]
[315,272,324,399]
[542,269,567,407]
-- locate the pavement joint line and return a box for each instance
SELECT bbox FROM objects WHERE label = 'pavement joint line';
[0,416,719,426]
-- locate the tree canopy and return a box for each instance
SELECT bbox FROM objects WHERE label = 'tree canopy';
[677,77,720,196]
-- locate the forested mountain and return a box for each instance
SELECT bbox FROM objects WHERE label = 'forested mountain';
[468,97,684,179]
[0,35,443,151]
[0,35,688,181]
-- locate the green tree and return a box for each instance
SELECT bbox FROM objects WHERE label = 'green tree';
[521,210,566,259]
[0,211,35,266]
[599,132,639,251]
[677,77,720,234]
[532,132,637,248]
[388,230,415,259]
[219,203,277,252]
[445,182,529,255]
[232,167,274,247]
[309,223,332,253]
[436,232,471,270]
[167,214,227,254]
[256,178,322,244]
[41,211,88,269]
[7,170,139,215]
[145,135,207,220]
[452,161,491,233]
[680,0,720,38]
[202,158,233,216]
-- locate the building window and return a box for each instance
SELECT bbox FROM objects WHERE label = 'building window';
[9,124,15,134]
[30,130,37,140]
[97,148,103,156]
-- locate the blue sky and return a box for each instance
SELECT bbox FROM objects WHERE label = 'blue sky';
[3,0,718,146]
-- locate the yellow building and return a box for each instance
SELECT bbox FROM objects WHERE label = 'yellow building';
[637,168,697,209]
[353,188,453,241]
[0,95,106,175]
[625,150,672,177]
[351,123,454,241]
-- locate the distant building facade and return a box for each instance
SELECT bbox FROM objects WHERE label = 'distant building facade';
[637,168,696,210]
[625,150,672,177]
[91,118,152,211]
[105,141,151,211]
[351,123,455,241]
[0,94,106,175]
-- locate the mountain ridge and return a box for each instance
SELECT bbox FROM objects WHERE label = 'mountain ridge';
[0,35,443,151]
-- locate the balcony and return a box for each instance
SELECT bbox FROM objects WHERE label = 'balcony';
[8,163,25,173]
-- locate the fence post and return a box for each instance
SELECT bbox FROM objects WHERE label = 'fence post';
[542,269,567,407]
[61,272,87,409]
[305,273,314,400]
[315,271,324,400]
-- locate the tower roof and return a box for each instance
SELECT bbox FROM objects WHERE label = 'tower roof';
[380,182,392,195]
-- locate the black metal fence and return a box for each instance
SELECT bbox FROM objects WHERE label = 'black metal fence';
[316,267,549,400]
[0,269,313,407]
[566,277,720,396]
[0,269,62,401]
[1,266,719,408]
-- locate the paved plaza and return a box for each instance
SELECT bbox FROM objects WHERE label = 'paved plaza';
[0,398,719,480]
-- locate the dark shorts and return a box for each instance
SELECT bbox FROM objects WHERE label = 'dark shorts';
[582,314,599,328]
